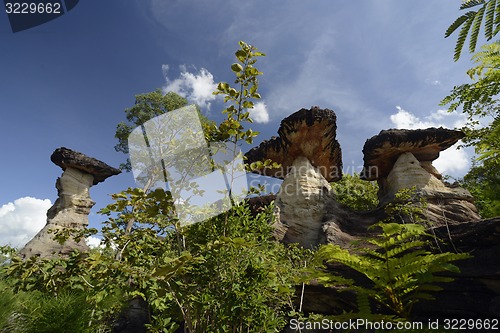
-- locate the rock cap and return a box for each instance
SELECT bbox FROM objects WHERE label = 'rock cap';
[361,127,464,180]
[245,106,342,181]
[51,147,121,185]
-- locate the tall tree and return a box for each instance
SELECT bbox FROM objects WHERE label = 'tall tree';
[114,90,190,172]
[114,90,218,172]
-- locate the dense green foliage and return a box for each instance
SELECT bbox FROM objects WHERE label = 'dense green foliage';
[441,42,500,161]
[441,41,500,217]
[114,90,219,172]
[3,41,299,333]
[4,194,304,333]
[331,173,379,210]
[446,0,500,60]
[459,160,500,217]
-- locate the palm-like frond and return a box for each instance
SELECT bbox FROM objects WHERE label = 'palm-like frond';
[485,0,496,39]
[455,12,476,61]
[461,0,486,10]
[470,5,487,54]
[447,0,500,60]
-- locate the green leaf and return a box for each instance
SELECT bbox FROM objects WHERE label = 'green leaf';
[455,12,476,61]
[485,0,496,39]
[231,63,243,73]
[470,5,487,54]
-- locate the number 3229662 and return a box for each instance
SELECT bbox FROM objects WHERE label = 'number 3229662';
[5,2,62,14]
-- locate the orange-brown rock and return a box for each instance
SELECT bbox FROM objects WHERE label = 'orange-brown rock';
[361,127,464,181]
[245,106,342,182]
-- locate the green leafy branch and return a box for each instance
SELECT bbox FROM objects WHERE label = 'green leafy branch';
[446,0,500,60]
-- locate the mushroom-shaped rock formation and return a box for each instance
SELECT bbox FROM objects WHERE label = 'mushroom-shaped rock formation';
[51,147,122,185]
[246,107,342,248]
[20,148,121,258]
[360,128,480,225]
[361,127,464,181]
[246,106,342,182]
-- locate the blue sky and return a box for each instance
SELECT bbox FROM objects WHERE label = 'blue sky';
[0,1,481,247]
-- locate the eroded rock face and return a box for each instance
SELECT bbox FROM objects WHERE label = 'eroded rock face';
[385,152,447,198]
[360,128,480,224]
[20,148,120,258]
[51,147,122,185]
[296,218,500,321]
[361,127,464,181]
[246,106,342,182]
[245,110,497,322]
[273,156,335,248]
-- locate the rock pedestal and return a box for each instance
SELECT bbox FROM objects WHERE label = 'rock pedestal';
[245,107,343,248]
[361,128,481,225]
[273,156,334,248]
[20,147,120,258]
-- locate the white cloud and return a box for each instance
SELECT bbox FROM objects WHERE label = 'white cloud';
[389,106,470,176]
[162,65,218,111]
[249,101,269,123]
[434,143,470,176]
[85,236,102,249]
[390,106,467,130]
[0,197,51,248]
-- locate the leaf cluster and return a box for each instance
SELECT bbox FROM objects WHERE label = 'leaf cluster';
[331,173,379,211]
[446,0,500,60]
[213,41,265,146]
[313,222,469,320]
[441,41,500,166]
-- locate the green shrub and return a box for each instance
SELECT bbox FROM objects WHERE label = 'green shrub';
[331,173,379,210]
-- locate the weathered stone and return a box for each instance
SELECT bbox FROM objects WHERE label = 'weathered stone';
[273,156,334,248]
[385,152,446,198]
[19,148,121,258]
[246,106,342,182]
[360,128,480,224]
[246,107,343,249]
[361,127,464,181]
[51,147,121,185]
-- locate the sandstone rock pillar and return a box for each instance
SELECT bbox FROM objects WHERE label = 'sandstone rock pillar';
[245,107,342,248]
[20,147,121,258]
[361,128,481,225]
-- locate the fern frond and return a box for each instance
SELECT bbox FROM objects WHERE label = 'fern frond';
[356,290,372,315]
[470,5,487,54]
[493,22,500,36]
[314,273,355,288]
[363,248,386,260]
[385,241,426,258]
[485,0,496,39]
